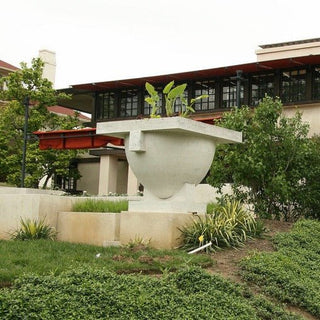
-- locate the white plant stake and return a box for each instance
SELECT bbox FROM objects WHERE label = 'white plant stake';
[188,242,212,254]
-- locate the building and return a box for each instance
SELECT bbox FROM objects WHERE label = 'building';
[0,60,19,94]
[0,60,19,76]
[55,38,320,196]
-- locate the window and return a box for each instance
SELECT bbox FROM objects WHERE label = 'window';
[251,73,274,105]
[54,163,77,193]
[96,92,116,120]
[194,80,215,111]
[313,67,320,100]
[222,79,244,108]
[120,89,139,117]
[281,69,306,103]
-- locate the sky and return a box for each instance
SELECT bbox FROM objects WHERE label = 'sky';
[1,0,320,89]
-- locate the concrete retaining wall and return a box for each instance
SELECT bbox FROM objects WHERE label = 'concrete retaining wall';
[119,211,202,249]
[0,187,139,243]
[57,212,120,246]
[0,192,75,239]
[0,185,226,248]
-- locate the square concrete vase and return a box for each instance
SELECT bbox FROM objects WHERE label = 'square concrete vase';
[97,117,242,214]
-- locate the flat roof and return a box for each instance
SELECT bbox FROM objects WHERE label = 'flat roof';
[69,54,320,92]
[259,38,320,49]
[58,53,320,114]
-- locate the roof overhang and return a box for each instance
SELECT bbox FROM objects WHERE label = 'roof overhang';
[57,88,95,115]
[58,54,320,114]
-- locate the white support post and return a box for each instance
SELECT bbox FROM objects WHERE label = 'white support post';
[126,165,138,196]
[98,155,118,196]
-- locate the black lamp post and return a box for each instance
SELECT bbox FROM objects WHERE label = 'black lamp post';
[231,70,245,108]
[235,70,242,108]
[21,96,30,188]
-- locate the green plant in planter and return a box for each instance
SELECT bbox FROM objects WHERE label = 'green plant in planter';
[145,81,208,118]
[71,199,128,213]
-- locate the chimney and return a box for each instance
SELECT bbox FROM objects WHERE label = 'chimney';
[39,49,56,86]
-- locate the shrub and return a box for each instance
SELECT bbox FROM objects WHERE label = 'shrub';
[207,96,319,221]
[10,217,57,240]
[72,199,128,213]
[179,200,261,251]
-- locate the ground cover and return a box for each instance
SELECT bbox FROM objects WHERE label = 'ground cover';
[240,219,320,318]
[0,267,302,319]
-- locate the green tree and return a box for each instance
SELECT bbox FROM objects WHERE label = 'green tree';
[296,135,320,220]
[0,58,83,189]
[207,96,319,221]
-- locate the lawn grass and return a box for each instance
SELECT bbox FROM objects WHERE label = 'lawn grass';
[71,199,128,212]
[0,239,213,285]
[240,219,320,317]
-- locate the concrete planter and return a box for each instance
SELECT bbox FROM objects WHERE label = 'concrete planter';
[57,211,120,246]
[97,117,242,214]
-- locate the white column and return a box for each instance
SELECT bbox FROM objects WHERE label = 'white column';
[127,165,138,195]
[98,155,118,196]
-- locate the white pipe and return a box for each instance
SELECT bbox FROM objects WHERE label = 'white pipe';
[188,241,212,254]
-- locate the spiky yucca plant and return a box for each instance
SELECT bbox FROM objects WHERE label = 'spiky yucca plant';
[179,200,261,251]
[11,217,57,240]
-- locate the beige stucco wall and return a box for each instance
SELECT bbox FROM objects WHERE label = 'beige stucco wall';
[77,161,100,195]
[283,103,320,137]
[195,184,232,203]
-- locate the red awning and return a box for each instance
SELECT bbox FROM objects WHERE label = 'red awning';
[34,128,124,150]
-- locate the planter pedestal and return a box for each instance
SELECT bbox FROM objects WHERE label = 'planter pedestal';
[120,211,204,249]
[129,184,206,213]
